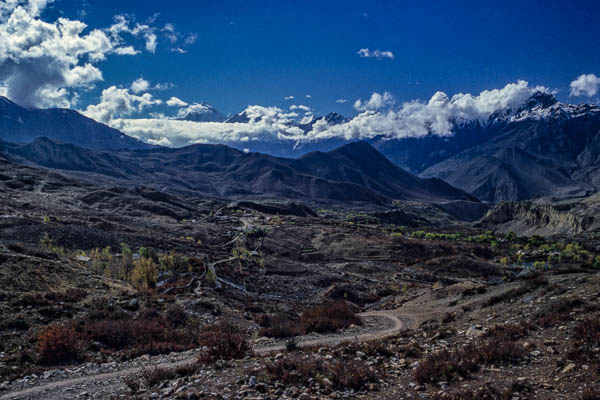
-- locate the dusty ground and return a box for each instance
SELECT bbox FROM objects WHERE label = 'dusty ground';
[1,162,599,399]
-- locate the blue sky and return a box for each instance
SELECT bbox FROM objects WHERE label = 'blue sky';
[45,0,600,116]
[1,0,599,147]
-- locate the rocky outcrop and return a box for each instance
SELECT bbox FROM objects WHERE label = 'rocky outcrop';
[478,200,597,236]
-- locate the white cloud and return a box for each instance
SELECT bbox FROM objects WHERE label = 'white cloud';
[284,95,294,100]
[305,94,311,98]
[357,48,394,60]
[354,92,394,111]
[130,77,150,93]
[289,104,310,112]
[0,1,170,108]
[160,23,196,53]
[184,33,197,45]
[114,46,139,55]
[102,80,549,148]
[153,82,175,90]
[0,2,113,107]
[162,23,178,43]
[107,14,158,54]
[166,96,188,107]
[570,74,600,97]
[82,85,161,123]
[336,99,348,104]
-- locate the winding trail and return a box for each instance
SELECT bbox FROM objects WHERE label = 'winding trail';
[0,310,411,400]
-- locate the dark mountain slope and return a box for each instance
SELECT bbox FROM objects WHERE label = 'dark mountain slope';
[0,97,150,150]
[419,94,600,202]
[294,142,476,202]
[0,138,477,205]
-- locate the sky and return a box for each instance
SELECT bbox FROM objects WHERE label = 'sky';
[1,0,600,147]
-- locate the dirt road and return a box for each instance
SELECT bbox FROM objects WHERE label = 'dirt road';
[0,310,411,400]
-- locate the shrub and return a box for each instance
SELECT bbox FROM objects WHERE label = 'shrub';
[580,389,600,400]
[165,304,188,327]
[573,318,600,347]
[265,354,378,390]
[260,315,302,338]
[485,322,530,341]
[197,321,249,363]
[285,337,299,351]
[83,312,199,357]
[414,337,525,384]
[37,324,82,365]
[266,354,323,385]
[467,337,525,365]
[431,384,518,400]
[539,312,569,328]
[141,366,176,388]
[325,359,378,390]
[414,349,476,384]
[130,257,158,289]
[124,374,141,393]
[300,302,361,334]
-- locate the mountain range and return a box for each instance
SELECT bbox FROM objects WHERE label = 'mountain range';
[223,92,600,203]
[0,137,476,206]
[1,92,600,204]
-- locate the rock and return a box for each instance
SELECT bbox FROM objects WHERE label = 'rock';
[248,376,257,386]
[561,363,576,374]
[322,378,333,387]
[466,325,487,337]
[298,393,311,400]
[255,383,266,393]
[124,298,139,310]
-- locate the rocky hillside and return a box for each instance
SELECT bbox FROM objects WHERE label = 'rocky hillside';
[478,194,600,236]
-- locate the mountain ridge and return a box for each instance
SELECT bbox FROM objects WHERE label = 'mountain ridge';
[0,138,478,206]
[0,96,151,150]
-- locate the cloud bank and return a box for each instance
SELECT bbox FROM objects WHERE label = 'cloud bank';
[105,80,549,147]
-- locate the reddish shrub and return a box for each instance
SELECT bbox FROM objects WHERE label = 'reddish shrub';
[260,315,303,338]
[197,322,249,363]
[37,324,82,365]
[486,323,530,341]
[580,389,600,400]
[265,354,324,385]
[265,354,378,390]
[300,302,361,334]
[415,337,525,384]
[414,349,476,384]
[165,304,188,327]
[325,359,378,390]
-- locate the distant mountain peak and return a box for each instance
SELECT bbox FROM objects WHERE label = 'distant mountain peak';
[176,102,226,122]
[518,91,558,111]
